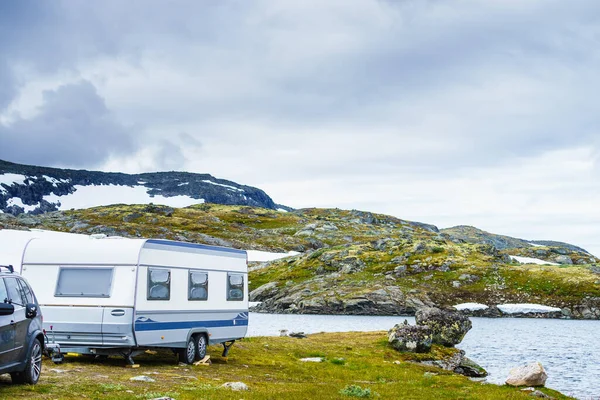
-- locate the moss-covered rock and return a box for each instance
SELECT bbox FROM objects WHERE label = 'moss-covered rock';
[415,307,472,347]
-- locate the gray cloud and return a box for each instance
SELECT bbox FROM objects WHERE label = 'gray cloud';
[0,80,137,167]
[2,0,600,254]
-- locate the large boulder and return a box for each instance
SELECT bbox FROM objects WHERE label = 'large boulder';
[505,362,548,387]
[388,320,432,353]
[415,307,472,347]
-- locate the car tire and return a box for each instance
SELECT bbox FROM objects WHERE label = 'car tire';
[195,334,207,360]
[12,338,43,384]
[178,337,196,365]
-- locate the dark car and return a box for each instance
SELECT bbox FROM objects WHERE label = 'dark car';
[0,265,45,384]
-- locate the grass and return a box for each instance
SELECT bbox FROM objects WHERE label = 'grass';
[0,332,571,400]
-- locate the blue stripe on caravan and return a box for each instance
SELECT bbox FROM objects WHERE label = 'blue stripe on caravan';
[135,318,249,332]
[144,239,247,256]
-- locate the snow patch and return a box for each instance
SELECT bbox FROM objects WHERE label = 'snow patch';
[246,250,300,262]
[202,180,244,192]
[177,182,189,186]
[0,173,29,186]
[510,256,559,266]
[6,197,38,212]
[277,208,288,212]
[498,303,562,314]
[528,242,545,247]
[42,184,204,210]
[453,303,489,311]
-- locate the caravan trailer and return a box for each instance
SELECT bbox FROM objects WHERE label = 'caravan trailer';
[1,230,249,364]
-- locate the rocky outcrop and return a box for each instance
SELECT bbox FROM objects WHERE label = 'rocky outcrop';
[506,362,548,387]
[388,320,432,353]
[250,282,435,316]
[415,307,472,346]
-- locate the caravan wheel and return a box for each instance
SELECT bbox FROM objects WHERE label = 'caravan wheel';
[178,337,196,365]
[195,334,207,360]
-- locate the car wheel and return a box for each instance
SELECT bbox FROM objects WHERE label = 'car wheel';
[178,337,196,365]
[195,334,207,360]
[12,338,43,384]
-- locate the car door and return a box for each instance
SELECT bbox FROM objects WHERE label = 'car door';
[4,277,28,360]
[0,278,17,365]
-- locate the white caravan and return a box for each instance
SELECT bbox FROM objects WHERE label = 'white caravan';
[0,230,248,364]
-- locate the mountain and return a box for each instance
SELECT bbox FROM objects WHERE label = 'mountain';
[0,159,286,215]
[1,204,598,319]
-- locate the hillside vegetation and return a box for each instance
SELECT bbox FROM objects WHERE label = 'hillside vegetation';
[1,203,598,318]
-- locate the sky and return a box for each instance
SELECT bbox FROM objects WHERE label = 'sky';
[1,1,600,255]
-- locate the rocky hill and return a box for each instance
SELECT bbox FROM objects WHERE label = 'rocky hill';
[442,225,593,264]
[1,203,598,319]
[0,159,285,215]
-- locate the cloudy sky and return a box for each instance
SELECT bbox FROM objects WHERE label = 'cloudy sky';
[1,1,600,255]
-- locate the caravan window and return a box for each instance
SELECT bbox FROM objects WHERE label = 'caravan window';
[55,268,113,297]
[147,268,170,300]
[227,273,244,301]
[188,271,208,301]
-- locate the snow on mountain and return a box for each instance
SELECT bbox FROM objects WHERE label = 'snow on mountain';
[42,184,203,210]
[510,255,560,265]
[0,159,282,215]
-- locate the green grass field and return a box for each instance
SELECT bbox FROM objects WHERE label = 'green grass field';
[0,332,569,400]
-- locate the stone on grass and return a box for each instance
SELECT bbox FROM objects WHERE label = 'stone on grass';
[454,356,488,377]
[506,362,548,387]
[300,357,324,362]
[129,375,155,382]
[415,307,472,347]
[222,381,249,391]
[388,320,432,353]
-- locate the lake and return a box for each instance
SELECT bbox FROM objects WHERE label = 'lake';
[247,313,599,399]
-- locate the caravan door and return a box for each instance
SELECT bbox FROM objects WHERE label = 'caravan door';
[101,307,135,347]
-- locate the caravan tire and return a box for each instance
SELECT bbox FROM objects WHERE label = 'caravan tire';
[178,337,196,365]
[195,334,207,360]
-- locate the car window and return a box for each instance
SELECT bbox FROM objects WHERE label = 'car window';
[17,279,35,304]
[0,279,8,303]
[5,278,25,306]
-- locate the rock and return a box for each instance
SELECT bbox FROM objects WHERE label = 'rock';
[222,381,249,391]
[506,362,548,387]
[123,212,143,222]
[249,282,279,301]
[289,332,307,339]
[279,329,289,336]
[521,387,554,398]
[299,357,324,362]
[454,356,488,377]
[422,349,465,371]
[554,255,573,265]
[130,375,155,382]
[415,307,472,347]
[150,397,175,400]
[388,320,433,353]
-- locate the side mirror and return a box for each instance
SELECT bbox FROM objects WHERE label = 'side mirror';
[26,303,37,319]
[0,302,15,316]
